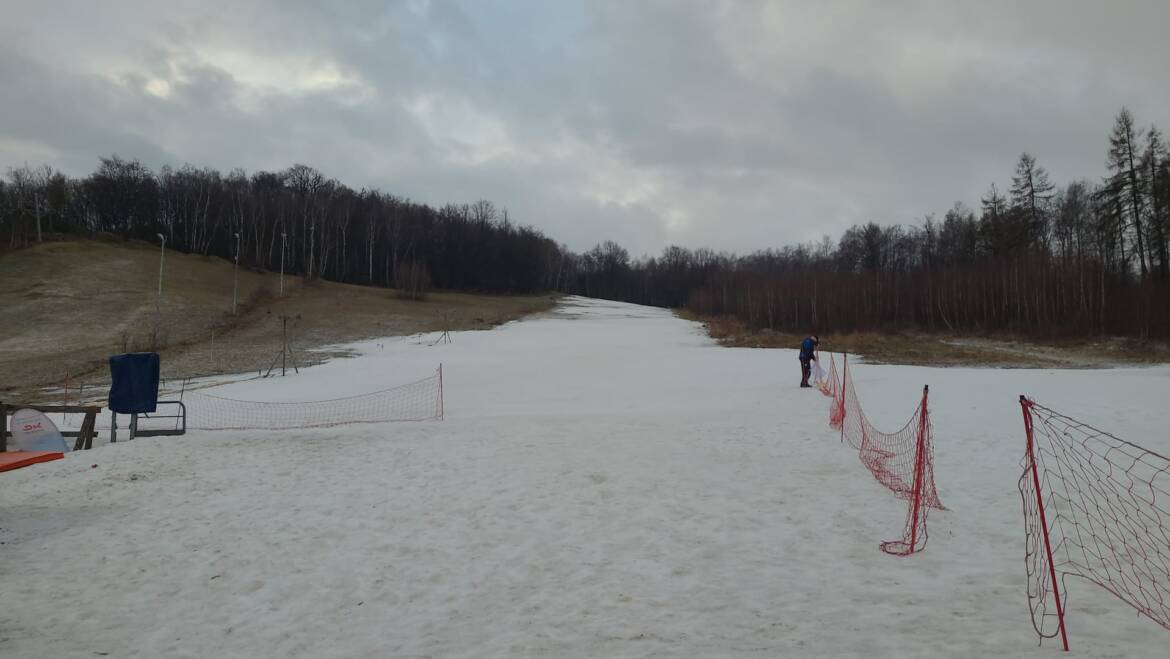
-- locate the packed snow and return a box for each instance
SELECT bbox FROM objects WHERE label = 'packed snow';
[3,296,1168,658]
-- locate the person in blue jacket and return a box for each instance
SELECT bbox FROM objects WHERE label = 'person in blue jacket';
[799,335,819,388]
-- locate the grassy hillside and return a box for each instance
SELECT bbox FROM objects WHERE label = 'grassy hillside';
[0,238,556,399]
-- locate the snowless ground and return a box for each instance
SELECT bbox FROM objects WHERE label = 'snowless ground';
[3,296,1168,658]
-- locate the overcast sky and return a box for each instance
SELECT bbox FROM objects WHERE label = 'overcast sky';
[2,1,1168,255]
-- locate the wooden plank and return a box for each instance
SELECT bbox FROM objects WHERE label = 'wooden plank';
[74,412,87,451]
[84,412,97,450]
[74,412,97,451]
[2,404,102,414]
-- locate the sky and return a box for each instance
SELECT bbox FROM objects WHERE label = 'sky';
[1,0,1168,256]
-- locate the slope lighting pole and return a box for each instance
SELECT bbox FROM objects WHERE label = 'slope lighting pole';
[280,231,287,297]
[232,231,241,315]
[155,233,166,300]
[153,232,166,350]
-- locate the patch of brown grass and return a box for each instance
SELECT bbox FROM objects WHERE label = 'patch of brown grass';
[674,309,1169,368]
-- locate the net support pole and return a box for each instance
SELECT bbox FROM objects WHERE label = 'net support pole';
[1020,395,1070,652]
[282,315,288,377]
[906,385,930,554]
[438,364,444,421]
[840,352,848,443]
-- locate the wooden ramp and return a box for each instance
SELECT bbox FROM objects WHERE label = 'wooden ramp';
[0,450,65,473]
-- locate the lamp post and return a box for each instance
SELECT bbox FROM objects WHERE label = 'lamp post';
[233,231,241,315]
[280,232,287,297]
[153,232,166,350]
[308,223,315,280]
[155,233,166,300]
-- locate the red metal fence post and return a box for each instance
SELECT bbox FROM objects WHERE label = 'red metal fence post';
[906,385,930,553]
[840,352,848,443]
[1020,395,1070,652]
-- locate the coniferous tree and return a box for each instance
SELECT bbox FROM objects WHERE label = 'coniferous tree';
[1010,152,1055,251]
[1142,126,1168,279]
[1102,108,1150,277]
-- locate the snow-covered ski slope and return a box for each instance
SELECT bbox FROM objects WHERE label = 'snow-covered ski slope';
[3,296,1168,658]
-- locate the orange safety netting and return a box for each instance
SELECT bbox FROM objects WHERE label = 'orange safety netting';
[1018,398,1170,651]
[814,351,841,424]
[817,352,944,555]
[184,368,443,431]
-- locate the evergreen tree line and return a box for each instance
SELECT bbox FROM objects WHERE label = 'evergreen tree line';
[2,107,1167,337]
[563,108,1170,338]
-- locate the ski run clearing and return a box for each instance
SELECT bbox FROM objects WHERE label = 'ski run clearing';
[3,297,1168,658]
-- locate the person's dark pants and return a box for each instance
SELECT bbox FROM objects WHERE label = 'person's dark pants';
[800,359,811,387]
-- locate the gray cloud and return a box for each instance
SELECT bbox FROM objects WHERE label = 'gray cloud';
[1,0,1168,256]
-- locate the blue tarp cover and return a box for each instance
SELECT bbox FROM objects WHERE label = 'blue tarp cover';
[108,352,160,414]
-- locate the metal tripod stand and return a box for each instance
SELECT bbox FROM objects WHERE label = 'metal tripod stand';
[265,313,302,377]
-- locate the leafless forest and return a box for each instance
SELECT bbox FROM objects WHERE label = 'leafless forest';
[3,108,1167,337]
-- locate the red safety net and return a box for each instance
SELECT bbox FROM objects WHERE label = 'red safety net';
[185,367,444,431]
[818,352,944,555]
[817,353,847,430]
[1018,398,1170,651]
[815,351,839,403]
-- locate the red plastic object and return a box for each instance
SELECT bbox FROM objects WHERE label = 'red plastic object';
[0,450,64,473]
